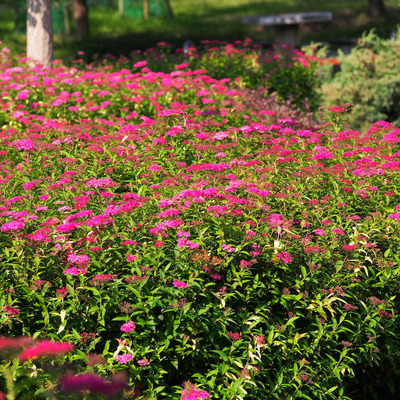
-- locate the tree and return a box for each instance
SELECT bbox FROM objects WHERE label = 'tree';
[165,0,174,18]
[368,0,385,17]
[27,0,54,67]
[72,0,90,40]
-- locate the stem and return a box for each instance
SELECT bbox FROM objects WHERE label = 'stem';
[2,364,16,400]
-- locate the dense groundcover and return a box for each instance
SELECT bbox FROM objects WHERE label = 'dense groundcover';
[1,46,400,400]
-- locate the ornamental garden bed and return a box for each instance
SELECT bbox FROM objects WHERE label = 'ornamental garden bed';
[0,43,400,400]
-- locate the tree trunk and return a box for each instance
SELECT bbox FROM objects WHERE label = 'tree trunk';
[165,0,173,18]
[118,0,124,17]
[27,0,54,67]
[368,0,385,17]
[72,0,90,40]
[143,0,149,20]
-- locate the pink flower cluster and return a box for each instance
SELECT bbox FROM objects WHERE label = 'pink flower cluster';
[226,332,241,341]
[115,353,133,364]
[64,267,88,276]
[3,306,19,315]
[12,139,36,151]
[19,340,74,361]
[221,244,236,253]
[173,280,189,289]
[86,178,116,188]
[120,321,136,333]
[181,382,210,400]
[177,238,200,249]
[277,251,292,264]
[312,151,334,160]
[67,254,90,266]
[1,221,25,232]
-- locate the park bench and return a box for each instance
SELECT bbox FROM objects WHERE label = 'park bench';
[241,12,333,46]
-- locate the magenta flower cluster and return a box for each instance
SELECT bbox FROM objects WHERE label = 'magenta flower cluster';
[120,321,136,333]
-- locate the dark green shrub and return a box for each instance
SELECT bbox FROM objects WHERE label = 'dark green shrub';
[321,29,400,130]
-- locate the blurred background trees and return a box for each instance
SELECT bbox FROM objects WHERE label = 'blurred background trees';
[368,0,386,16]
[72,0,90,39]
[2,0,399,63]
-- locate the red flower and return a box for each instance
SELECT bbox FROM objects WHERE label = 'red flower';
[328,106,345,113]
[3,306,19,315]
[378,310,393,319]
[0,336,35,352]
[19,340,74,361]
[226,332,241,341]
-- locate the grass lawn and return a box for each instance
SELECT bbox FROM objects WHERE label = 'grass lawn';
[1,0,400,60]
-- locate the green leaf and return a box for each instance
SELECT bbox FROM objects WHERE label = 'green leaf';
[325,386,338,394]
[211,350,229,362]
[267,328,274,345]
[220,363,229,374]
[384,248,393,258]
[103,340,110,354]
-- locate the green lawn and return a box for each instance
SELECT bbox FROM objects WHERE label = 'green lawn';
[1,0,400,60]
[171,0,361,16]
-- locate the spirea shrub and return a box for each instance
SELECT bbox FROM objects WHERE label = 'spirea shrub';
[186,41,320,109]
[1,45,400,400]
[321,30,400,131]
[113,40,320,110]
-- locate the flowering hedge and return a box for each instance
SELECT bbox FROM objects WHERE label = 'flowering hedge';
[0,44,400,400]
[85,39,320,110]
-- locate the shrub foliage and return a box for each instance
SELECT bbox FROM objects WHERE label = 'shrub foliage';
[321,30,400,131]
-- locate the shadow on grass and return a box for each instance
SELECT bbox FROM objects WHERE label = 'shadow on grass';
[61,0,400,59]
[170,0,363,18]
